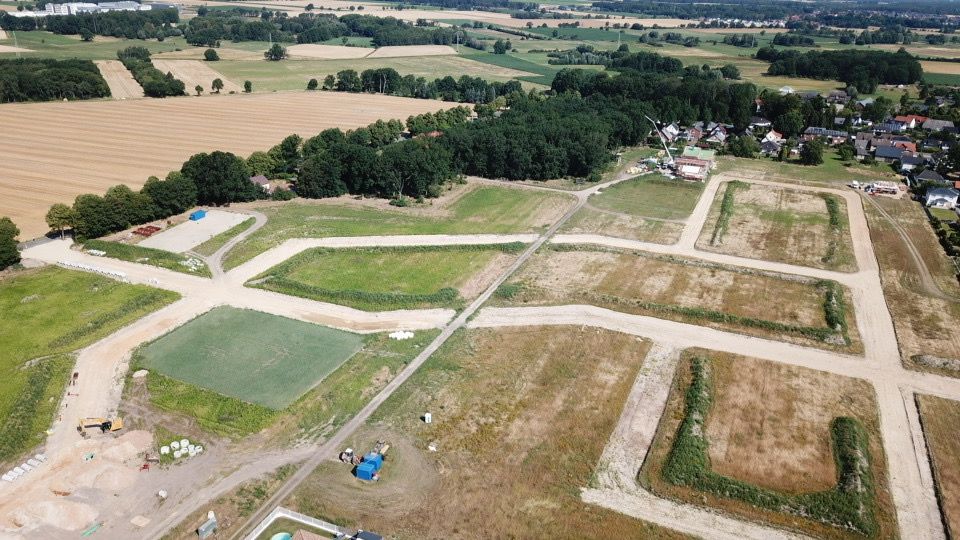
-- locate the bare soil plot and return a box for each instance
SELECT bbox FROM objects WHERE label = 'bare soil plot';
[498,245,860,351]
[94,60,144,99]
[284,326,684,539]
[366,45,457,58]
[151,59,242,94]
[864,199,960,375]
[562,207,685,243]
[0,44,31,53]
[0,29,7,40]
[0,92,451,239]
[641,350,897,539]
[286,43,373,59]
[697,181,857,272]
[917,394,960,538]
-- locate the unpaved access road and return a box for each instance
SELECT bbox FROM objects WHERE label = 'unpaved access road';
[94,60,144,100]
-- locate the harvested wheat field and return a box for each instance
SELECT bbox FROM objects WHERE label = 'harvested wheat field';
[917,394,960,538]
[0,44,31,54]
[921,60,960,75]
[287,44,374,59]
[151,59,242,93]
[95,60,144,100]
[641,350,897,539]
[366,45,458,58]
[0,93,452,238]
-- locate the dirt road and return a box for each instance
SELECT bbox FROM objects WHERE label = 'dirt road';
[94,60,144,100]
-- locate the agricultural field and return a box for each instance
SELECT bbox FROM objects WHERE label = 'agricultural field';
[863,197,960,375]
[249,244,524,311]
[94,60,144,99]
[0,92,451,239]
[0,267,177,464]
[563,174,704,243]
[150,59,242,94]
[696,181,857,272]
[137,307,363,410]
[714,153,900,187]
[282,326,684,539]
[0,31,193,60]
[640,350,897,539]
[917,394,960,538]
[497,245,859,350]
[223,183,575,269]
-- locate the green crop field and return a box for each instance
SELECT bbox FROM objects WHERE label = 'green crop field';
[0,267,178,463]
[251,244,522,311]
[591,175,705,220]
[224,185,573,269]
[138,307,363,410]
[0,31,194,60]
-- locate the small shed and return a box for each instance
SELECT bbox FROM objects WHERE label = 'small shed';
[189,209,207,221]
[355,462,377,481]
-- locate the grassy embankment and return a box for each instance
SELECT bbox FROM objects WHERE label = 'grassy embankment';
[84,239,210,277]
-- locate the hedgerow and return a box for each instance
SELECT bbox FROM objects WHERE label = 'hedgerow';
[710,181,748,245]
[0,356,72,463]
[820,194,844,266]
[662,357,879,536]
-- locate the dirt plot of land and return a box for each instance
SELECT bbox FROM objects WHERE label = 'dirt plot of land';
[642,351,896,539]
[286,43,373,59]
[917,394,960,538]
[284,326,683,539]
[499,246,859,350]
[0,44,31,53]
[562,207,685,243]
[0,93,451,239]
[94,60,144,99]
[151,59,242,94]
[366,45,458,58]
[698,182,857,272]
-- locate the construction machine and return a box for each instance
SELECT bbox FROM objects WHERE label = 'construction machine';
[77,417,123,438]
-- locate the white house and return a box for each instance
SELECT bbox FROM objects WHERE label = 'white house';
[925,187,960,209]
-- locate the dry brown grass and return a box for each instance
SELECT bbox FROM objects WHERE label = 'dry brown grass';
[94,60,143,100]
[697,182,857,272]
[641,350,898,540]
[284,326,685,539]
[0,44,31,53]
[286,44,373,59]
[0,93,451,239]
[150,59,242,94]
[501,246,861,351]
[366,45,457,58]
[917,394,960,539]
[920,60,960,75]
[562,206,685,243]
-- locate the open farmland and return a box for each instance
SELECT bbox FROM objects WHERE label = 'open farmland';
[917,395,960,537]
[498,245,859,350]
[150,59,242,94]
[138,307,363,410]
[0,267,177,465]
[249,244,524,311]
[641,350,896,539]
[697,181,857,272]
[0,92,451,239]
[94,60,143,99]
[287,44,374,59]
[283,326,682,539]
[365,45,457,58]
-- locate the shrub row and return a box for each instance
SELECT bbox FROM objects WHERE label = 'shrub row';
[260,277,460,310]
[820,280,849,340]
[0,356,72,463]
[662,357,879,536]
[47,289,173,349]
[710,181,748,245]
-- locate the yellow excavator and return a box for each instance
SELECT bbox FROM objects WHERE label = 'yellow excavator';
[77,417,123,438]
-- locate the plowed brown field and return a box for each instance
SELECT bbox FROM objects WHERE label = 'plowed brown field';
[0,93,451,239]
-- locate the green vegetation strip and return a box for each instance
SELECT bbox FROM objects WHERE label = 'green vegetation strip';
[0,355,72,463]
[662,357,879,536]
[84,240,210,277]
[192,217,255,257]
[251,243,524,311]
[48,288,176,349]
[710,181,748,246]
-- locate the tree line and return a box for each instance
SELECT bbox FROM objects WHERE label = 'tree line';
[321,67,522,104]
[1,9,180,40]
[117,47,185,98]
[0,58,110,103]
[756,46,923,94]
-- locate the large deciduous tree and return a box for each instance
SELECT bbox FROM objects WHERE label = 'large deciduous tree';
[46,203,78,238]
[0,217,20,270]
[181,151,260,205]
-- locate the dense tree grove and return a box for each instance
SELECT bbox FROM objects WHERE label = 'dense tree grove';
[117,47,185,98]
[722,34,758,48]
[180,151,261,206]
[590,0,805,21]
[182,13,457,47]
[0,58,110,103]
[326,67,521,104]
[0,217,20,271]
[756,47,922,93]
[1,9,179,39]
[771,34,816,47]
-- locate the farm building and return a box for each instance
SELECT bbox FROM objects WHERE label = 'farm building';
[925,188,959,209]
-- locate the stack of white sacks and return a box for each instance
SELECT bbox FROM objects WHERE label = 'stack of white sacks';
[2,454,47,483]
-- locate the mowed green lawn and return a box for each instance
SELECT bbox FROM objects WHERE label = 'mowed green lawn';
[0,267,178,462]
[138,307,363,409]
[590,176,705,220]
[252,245,521,310]
[224,186,573,269]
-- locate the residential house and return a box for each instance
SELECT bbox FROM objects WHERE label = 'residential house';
[874,145,906,163]
[899,154,924,172]
[925,187,959,209]
[922,119,956,132]
[915,169,946,184]
[874,122,904,134]
[762,130,783,143]
[760,140,781,156]
[802,126,848,145]
[749,116,772,129]
[827,90,850,104]
[249,175,272,193]
[894,114,928,129]
[661,122,681,142]
[703,125,728,145]
[892,141,917,153]
[834,117,847,127]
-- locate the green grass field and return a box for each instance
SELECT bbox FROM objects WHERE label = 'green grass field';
[138,307,363,409]
[0,31,194,60]
[0,267,178,463]
[251,244,521,311]
[591,175,705,220]
[224,185,573,269]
